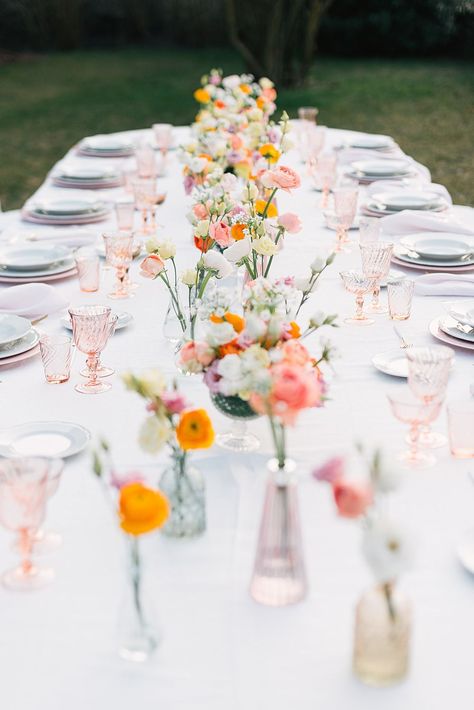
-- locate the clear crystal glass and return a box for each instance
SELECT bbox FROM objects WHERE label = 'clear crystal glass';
[353,584,411,687]
[159,453,205,538]
[250,459,307,607]
[388,278,415,320]
[163,293,187,344]
[212,393,260,453]
[360,242,394,313]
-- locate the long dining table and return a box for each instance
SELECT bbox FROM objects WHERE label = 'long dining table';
[0,125,473,710]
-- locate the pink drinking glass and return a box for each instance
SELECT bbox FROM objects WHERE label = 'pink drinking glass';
[132,177,157,236]
[339,270,378,325]
[0,457,52,590]
[68,304,112,394]
[152,123,173,156]
[122,168,138,194]
[388,390,442,469]
[115,201,135,231]
[298,106,319,123]
[103,232,134,299]
[333,187,359,251]
[74,247,100,293]
[28,458,64,554]
[360,241,394,313]
[135,144,156,178]
[80,313,117,378]
[316,154,337,208]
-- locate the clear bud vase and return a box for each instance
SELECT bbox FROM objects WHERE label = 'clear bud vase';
[159,453,206,538]
[249,459,307,606]
[353,583,411,686]
[163,294,187,345]
[118,536,160,662]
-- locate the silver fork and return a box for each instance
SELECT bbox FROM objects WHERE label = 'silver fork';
[393,324,413,349]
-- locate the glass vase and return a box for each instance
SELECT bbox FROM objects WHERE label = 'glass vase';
[249,459,307,606]
[212,393,260,453]
[118,536,160,662]
[353,583,411,686]
[159,453,205,538]
[163,293,187,345]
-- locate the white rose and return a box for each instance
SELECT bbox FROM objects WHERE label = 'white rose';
[195,219,210,237]
[217,353,242,380]
[247,108,263,122]
[362,518,414,584]
[221,173,238,193]
[202,250,233,279]
[243,313,266,341]
[213,140,227,157]
[222,74,241,89]
[205,321,236,346]
[310,256,326,273]
[225,237,251,264]
[138,415,172,454]
[253,236,279,257]
[157,239,176,260]
[181,268,197,287]
[190,157,208,173]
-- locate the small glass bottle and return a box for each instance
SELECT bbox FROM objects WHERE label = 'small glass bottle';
[353,583,411,686]
[159,454,205,538]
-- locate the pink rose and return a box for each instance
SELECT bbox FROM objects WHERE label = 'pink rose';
[193,203,208,219]
[278,212,302,234]
[161,391,187,414]
[279,340,311,366]
[140,254,165,278]
[332,480,373,519]
[312,456,345,484]
[250,363,323,425]
[209,221,232,247]
[261,166,301,193]
[179,341,214,369]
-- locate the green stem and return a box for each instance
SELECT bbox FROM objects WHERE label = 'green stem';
[260,187,278,220]
[130,536,146,630]
[383,581,397,623]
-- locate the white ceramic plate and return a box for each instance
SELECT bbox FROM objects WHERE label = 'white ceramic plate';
[0,314,32,348]
[61,311,133,331]
[400,234,474,260]
[447,301,474,328]
[429,317,474,351]
[31,199,106,216]
[82,136,134,152]
[348,135,394,150]
[438,316,474,343]
[58,168,120,180]
[351,159,412,177]
[0,329,39,359]
[372,349,409,378]
[393,245,474,268]
[371,191,444,211]
[0,421,91,458]
[0,258,75,278]
[0,243,72,271]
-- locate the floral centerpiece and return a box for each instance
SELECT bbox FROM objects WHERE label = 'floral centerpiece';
[122,370,215,538]
[313,447,414,686]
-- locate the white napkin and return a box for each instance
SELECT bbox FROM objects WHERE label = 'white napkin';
[0,283,68,320]
[380,209,474,237]
[414,273,474,297]
[367,181,452,205]
[0,227,98,249]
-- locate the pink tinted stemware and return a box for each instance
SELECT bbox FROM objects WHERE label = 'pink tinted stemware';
[333,187,359,251]
[339,270,378,325]
[310,153,337,208]
[28,458,64,553]
[388,390,442,469]
[360,242,394,313]
[103,231,135,299]
[80,313,118,379]
[152,123,173,156]
[132,177,157,236]
[69,304,112,394]
[0,457,52,590]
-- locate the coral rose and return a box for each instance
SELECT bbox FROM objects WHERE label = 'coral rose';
[261,166,301,193]
[176,409,215,450]
[209,221,233,248]
[119,483,169,535]
[140,254,165,278]
[250,363,323,425]
[193,203,208,220]
[332,480,373,519]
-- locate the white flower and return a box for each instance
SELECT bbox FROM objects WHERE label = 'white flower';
[138,369,166,398]
[222,74,241,89]
[195,219,210,237]
[190,157,208,173]
[243,313,266,340]
[181,268,197,287]
[294,274,315,292]
[221,173,238,192]
[362,518,414,584]
[145,236,160,253]
[205,321,236,347]
[253,236,279,257]
[247,107,264,122]
[241,182,259,202]
[225,237,251,264]
[202,250,233,279]
[156,239,176,260]
[310,256,326,273]
[217,353,242,380]
[138,415,172,454]
[308,311,326,329]
[259,77,274,89]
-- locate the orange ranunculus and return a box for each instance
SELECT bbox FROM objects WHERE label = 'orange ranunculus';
[255,199,278,218]
[176,409,215,450]
[240,83,252,94]
[218,339,243,357]
[256,96,266,110]
[231,223,247,241]
[119,483,169,535]
[194,236,214,252]
[259,143,281,164]
[194,88,211,103]
[288,321,301,338]
[214,99,226,109]
[223,312,245,333]
[198,152,213,161]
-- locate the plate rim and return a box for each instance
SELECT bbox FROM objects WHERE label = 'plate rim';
[0,420,91,457]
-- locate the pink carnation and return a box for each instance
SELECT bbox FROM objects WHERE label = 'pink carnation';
[332,480,373,519]
[278,213,302,233]
[209,221,233,248]
[312,456,345,484]
[261,165,301,193]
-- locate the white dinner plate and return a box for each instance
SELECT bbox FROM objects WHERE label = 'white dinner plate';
[0,243,72,271]
[0,314,32,348]
[429,317,474,351]
[58,168,120,180]
[438,316,474,343]
[82,136,133,152]
[372,349,409,378]
[0,258,75,278]
[447,301,474,328]
[61,311,133,331]
[31,199,106,216]
[348,135,394,150]
[393,245,474,268]
[0,421,91,458]
[371,191,445,211]
[400,234,474,260]
[0,329,39,359]
[351,159,412,177]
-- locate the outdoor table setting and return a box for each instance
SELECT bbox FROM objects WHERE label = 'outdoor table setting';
[0,70,473,710]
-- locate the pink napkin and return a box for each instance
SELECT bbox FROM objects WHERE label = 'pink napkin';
[0,283,68,320]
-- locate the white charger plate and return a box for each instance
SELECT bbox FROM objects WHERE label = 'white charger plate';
[0,314,32,348]
[348,135,394,150]
[372,349,409,377]
[0,421,91,458]
[59,168,120,180]
[31,199,106,216]
[0,243,72,271]
[0,329,39,360]
[0,258,75,278]
[61,311,133,331]
[400,234,474,260]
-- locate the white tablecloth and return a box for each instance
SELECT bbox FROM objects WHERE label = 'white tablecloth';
[1,127,474,710]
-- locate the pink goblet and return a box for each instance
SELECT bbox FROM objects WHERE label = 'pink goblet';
[333,187,359,252]
[69,304,112,394]
[132,177,157,236]
[80,313,118,378]
[27,458,64,554]
[0,457,52,590]
[339,270,378,325]
[152,123,173,156]
[103,231,135,299]
[315,154,337,208]
[388,390,442,469]
[135,144,156,178]
[360,241,394,313]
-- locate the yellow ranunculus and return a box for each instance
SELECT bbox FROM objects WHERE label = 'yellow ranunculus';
[259,143,281,164]
[255,199,278,218]
[119,483,169,535]
[194,88,211,104]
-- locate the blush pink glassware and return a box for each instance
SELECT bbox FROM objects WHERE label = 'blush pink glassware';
[310,153,337,208]
[333,187,359,251]
[80,313,117,378]
[68,304,112,394]
[387,278,415,320]
[132,177,157,236]
[152,123,173,155]
[135,144,156,178]
[27,458,64,554]
[388,390,442,468]
[358,216,381,245]
[0,457,52,590]
[122,168,138,194]
[74,247,100,292]
[447,401,474,458]
[103,232,135,299]
[297,106,319,123]
[115,201,135,231]
[339,270,378,325]
[360,242,394,313]
[39,333,72,384]
[250,460,307,607]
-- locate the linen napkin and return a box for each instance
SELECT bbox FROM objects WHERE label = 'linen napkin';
[0,227,98,249]
[414,273,474,297]
[0,283,68,320]
[367,181,452,205]
[380,209,474,237]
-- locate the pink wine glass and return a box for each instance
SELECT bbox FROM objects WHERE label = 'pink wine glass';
[80,313,118,379]
[27,458,64,554]
[333,187,359,251]
[360,242,394,313]
[132,177,157,236]
[0,457,52,590]
[339,270,378,325]
[69,304,112,394]
[388,390,442,469]
[103,232,135,299]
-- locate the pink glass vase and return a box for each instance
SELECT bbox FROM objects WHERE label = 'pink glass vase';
[249,459,307,606]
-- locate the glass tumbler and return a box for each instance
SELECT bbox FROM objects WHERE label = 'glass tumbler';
[115,201,135,231]
[75,247,100,292]
[388,279,415,320]
[39,334,72,384]
[447,401,474,458]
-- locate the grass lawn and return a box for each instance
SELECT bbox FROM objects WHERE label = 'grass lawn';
[0,48,473,209]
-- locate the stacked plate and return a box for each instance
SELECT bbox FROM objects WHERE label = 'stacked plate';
[22,198,111,225]
[362,190,448,217]
[77,136,135,158]
[0,243,76,283]
[346,158,415,184]
[392,232,474,273]
[52,167,122,190]
[430,301,474,352]
[0,314,39,366]
[344,134,395,152]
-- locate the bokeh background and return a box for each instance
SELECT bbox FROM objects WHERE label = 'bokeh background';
[1,0,473,209]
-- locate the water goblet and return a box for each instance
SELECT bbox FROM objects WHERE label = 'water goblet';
[406,345,454,448]
[333,187,359,251]
[360,242,394,313]
[132,177,157,236]
[309,154,337,208]
[68,304,112,394]
[103,231,135,299]
[80,313,118,378]
[387,390,442,469]
[28,458,64,553]
[115,200,135,231]
[0,457,52,590]
[135,144,156,178]
[306,126,327,163]
[339,271,378,325]
[152,123,173,156]
[298,106,319,124]
[358,216,380,245]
